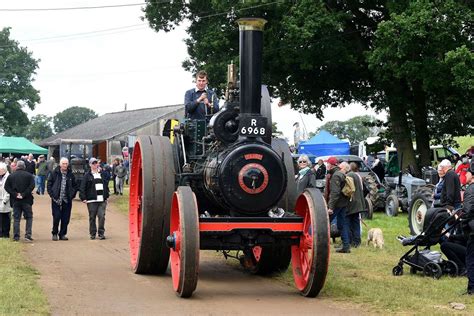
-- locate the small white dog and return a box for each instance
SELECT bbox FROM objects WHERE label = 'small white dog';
[367,228,384,249]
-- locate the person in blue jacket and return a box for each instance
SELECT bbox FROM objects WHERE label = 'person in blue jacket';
[184,70,219,120]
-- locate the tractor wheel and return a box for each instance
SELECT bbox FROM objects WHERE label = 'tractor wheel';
[408,187,434,235]
[170,186,200,298]
[272,138,297,212]
[292,188,330,297]
[361,197,374,220]
[385,194,399,217]
[129,135,175,274]
[364,173,380,207]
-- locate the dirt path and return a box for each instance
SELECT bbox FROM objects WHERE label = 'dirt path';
[24,194,360,315]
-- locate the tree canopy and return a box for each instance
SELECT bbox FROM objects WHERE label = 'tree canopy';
[53,106,98,133]
[0,28,40,136]
[311,115,381,144]
[26,114,53,143]
[144,0,473,169]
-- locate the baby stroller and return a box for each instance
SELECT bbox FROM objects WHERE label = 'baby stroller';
[392,207,463,279]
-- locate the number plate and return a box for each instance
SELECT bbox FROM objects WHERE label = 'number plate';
[239,116,268,137]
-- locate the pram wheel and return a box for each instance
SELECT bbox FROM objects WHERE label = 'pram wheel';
[423,262,442,279]
[410,266,417,275]
[443,260,458,277]
[392,265,403,276]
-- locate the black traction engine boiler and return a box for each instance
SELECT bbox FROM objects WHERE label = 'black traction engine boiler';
[128,18,330,298]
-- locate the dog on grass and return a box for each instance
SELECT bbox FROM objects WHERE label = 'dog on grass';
[367,228,384,249]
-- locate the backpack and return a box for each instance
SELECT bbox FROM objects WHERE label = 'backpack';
[341,175,356,200]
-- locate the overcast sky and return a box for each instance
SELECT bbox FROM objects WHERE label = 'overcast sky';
[1,0,385,144]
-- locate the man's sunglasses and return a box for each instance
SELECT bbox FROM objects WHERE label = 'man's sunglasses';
[298,160,307,163]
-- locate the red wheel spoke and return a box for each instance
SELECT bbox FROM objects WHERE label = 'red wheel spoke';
[291,190,329,297]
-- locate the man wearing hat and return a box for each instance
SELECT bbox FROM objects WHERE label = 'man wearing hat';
[79,158,110,240]
[36,155,48,195]
[325,156,351,253]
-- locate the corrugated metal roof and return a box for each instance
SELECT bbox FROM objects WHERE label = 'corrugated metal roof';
[40,105,183,146]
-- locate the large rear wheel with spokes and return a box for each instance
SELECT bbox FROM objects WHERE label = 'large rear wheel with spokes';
[129,135,175,274]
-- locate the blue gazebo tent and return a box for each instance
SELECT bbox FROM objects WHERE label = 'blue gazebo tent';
[297,130,350,156]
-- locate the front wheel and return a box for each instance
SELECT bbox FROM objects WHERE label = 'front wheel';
[408,191,433,235]
[291,188,330,297]
[385,194,399,217]
[169,186,200,298]
[392,265,403,276]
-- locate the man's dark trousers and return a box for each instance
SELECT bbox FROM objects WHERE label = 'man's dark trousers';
[330,207,350,249]
[467,236,474,294]
[346,213,361,246]
[87,202,106,237]
[51,201,72,237]
[13,202,33,239]
[0,213,11,237]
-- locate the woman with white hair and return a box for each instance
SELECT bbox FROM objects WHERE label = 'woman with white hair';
[296,154,316,195]
[0,163,12,238]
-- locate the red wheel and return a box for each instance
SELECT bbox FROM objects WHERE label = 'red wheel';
[129,135,175,274]
[292,188,330,297]
[169,186,200,298]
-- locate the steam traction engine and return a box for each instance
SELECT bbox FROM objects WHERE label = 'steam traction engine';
[128,18,330,298]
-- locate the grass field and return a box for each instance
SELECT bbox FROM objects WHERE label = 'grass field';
[0,240,49,315]
[276,212,473,314]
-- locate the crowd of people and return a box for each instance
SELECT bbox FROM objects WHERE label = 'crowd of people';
[295,152,474,295]
[0,154,129,243]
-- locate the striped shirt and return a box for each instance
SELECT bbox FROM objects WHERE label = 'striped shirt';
[87,172,104,203]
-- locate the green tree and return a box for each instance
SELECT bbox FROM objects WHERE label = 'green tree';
[0,28,40,136]
[315,115,380,144]
[26,114,53,142]
[144,0,473,169]
[367,1,473,167]
[272,121,282,136]
[53,106,98,133]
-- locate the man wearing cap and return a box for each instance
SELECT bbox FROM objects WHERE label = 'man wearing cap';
[325,156,351,253]
[463,162,474,295]
[79,158,110,240]
[47,157,77,241]
[184,70,219,120]
[36,155,48,195]
[438,159,462,210]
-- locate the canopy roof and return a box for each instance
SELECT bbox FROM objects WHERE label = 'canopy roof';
[298,130,349,156]
[303,130,349,144]
[0,136,48,155]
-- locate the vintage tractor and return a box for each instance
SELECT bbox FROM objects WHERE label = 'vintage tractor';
[383,154,435,220]
[128,18,329,298]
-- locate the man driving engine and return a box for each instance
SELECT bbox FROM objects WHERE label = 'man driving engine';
[184,70,219,120]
